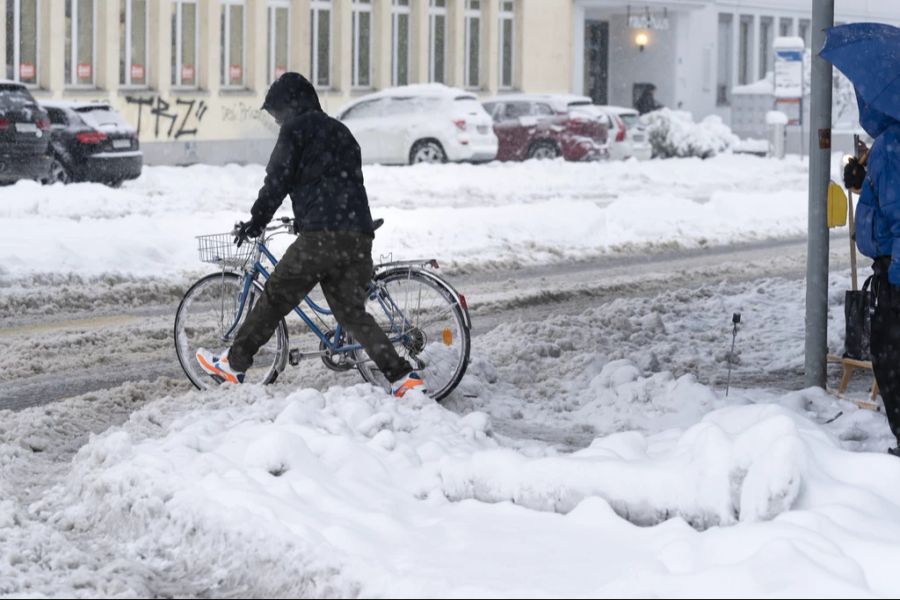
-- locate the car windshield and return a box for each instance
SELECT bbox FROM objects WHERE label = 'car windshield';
[0,85,36,111]
[74,106,133,130]
[453,98,486,114]
[619,113,641,129]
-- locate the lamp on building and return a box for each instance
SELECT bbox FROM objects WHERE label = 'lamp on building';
[635,31,650,52]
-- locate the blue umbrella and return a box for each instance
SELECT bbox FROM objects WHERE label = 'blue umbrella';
[820,22,900,125]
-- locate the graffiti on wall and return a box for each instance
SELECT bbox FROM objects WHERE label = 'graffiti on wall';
[125,96,209,139]
[222,101,280,134]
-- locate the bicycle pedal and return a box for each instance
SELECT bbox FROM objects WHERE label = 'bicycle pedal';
[289,348,301,366]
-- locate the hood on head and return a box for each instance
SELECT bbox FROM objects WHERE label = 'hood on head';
[261,72,322,119]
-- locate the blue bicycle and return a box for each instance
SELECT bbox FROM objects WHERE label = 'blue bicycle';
[174,217,471,401]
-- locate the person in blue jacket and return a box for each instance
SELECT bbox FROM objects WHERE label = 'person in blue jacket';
[845,99,900,456]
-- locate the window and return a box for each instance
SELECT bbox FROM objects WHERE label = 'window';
[220,0,245,87]
[65,0,95,86]
[534,103,554,117]
[120,0,148,86]
[759,16,773,78]
[716,13,733,106]
[268,1,290,83]
[391,0,410,86]
[503,101,530,121]
[5,0,39,85]
[428,0,447,83]
[798,19,810,48]
[311,0,332,88]
[738,14,752,85]
[499,0,515,89]
[0,83,35,110]
[342,98,384,121]
[172,0,199,87]
[464,0,481,89]
[779,17,793,37]
[352,0,372,88]
[46,108,68,127]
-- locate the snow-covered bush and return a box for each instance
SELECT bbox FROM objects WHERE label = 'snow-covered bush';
[641,108,740,159]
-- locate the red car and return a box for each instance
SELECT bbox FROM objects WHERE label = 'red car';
[481,94,608,161]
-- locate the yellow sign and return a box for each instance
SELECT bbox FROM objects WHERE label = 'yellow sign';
[828,181,848,228]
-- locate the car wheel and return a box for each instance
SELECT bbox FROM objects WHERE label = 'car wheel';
[528,142,562,160]
[409,140,447,165]
[527,141,561,160]
[45,157,71,185]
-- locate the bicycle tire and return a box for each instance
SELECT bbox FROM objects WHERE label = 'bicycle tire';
[355,268,470,402]
[174,271,289,390]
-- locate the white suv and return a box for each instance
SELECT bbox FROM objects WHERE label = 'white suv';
[337,84,498,165]
[595,106,653,161]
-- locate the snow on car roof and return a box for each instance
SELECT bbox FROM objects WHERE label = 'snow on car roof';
[39,100,114,111]
[483,93,594,112]
[594,105,639,116]
[337,84,477,116]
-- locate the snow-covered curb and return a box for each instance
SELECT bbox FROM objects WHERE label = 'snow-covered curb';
[0,155,814,279]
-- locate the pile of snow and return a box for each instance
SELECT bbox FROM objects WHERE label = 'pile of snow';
[8,379,900,597]
[0,156,813,280]
[641,108,740,159]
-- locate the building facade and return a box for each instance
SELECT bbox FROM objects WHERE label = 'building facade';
[571,0,900,127]
[3,0,572,164]
[3,0,899,165]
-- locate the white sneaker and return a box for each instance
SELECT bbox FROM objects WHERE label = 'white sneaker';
[391,372,427,397]
[196,348,245,384]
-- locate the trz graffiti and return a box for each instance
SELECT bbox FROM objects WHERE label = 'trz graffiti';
[125,96,209,139]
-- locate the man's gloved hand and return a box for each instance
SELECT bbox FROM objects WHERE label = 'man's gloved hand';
[843,156,867,192]
[234,218,266,247]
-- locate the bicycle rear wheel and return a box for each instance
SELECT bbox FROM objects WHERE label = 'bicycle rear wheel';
[174,272,288,389]
[355,268,470,401]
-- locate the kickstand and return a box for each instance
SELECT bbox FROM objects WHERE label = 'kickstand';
[824,410,844,425]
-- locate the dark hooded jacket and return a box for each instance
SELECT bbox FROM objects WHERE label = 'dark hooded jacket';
[250,73,374,235]
[855,90,900,283]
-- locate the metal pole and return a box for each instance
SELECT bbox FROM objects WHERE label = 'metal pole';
[804,0,834,388]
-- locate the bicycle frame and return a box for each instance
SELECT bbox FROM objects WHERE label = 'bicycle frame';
[223,237,413,358]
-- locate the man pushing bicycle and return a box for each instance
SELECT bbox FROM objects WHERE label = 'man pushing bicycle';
[196,72,425,398]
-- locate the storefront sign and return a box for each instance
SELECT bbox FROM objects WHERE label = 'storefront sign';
[627,14,669,30]
[19,63,35,80]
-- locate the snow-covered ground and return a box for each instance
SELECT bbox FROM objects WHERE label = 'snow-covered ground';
[0,154,813,279]
[3,270,898,597]
[4,156,899,597]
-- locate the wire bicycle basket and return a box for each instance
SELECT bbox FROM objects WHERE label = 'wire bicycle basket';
[196,233,254,269]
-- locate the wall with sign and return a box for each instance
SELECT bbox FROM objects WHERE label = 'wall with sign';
[3,0,571,165]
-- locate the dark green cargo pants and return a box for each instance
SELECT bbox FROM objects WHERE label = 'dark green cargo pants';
[229,231,412,382]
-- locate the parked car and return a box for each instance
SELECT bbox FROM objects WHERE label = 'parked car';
[40,101,142,185]
[591,105,653,161]
[0,80,51,184]
[337,84,498,165]
[481,94,608,162]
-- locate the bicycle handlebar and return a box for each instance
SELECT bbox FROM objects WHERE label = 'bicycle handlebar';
[233,217,295,238]
[267,216,294,232]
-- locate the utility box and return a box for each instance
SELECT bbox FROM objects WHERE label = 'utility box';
[767,110,788,158]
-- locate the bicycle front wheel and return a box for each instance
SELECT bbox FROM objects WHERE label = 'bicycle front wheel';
[174,272,289,390]
[356,268,471,402]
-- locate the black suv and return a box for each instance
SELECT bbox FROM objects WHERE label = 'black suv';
[0,81,51,183]
[42,101,142,186]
